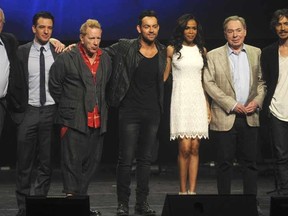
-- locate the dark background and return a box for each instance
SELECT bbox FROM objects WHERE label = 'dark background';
[0,0,287,168]
[1,0,286,48]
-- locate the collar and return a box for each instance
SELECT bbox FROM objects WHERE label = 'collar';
[33,40,50,52]
[227,43,246,55]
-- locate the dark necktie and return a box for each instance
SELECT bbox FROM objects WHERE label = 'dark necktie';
[40,46,46,106]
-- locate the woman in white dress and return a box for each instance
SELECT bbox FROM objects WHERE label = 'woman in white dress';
[164,14,210,194]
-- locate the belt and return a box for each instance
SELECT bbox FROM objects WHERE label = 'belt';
[27,104,56,110]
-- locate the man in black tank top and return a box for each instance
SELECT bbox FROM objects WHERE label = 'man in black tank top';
[105,10,167,216]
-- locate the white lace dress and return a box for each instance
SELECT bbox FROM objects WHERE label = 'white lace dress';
[170,45,209,140]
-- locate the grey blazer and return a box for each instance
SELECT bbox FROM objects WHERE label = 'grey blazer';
[203,43,266,131]
[49,46,112,135]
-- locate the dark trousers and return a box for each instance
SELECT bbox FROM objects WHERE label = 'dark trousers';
[212,117,258,195]
[0,98,6,136]
[16,105,56,210]
[117,109,160,204]
[61,127,103,195]
[270,114,288,191]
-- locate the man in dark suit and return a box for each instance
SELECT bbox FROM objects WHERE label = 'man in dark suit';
[15,11,60,216]
[203,15,266,196]
[0,8,26,137]
[49,19,111,216]
[261,8,288,195]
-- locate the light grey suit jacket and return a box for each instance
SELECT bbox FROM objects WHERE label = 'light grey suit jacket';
[203,43,266,131]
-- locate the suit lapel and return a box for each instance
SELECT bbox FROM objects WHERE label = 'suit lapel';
[49,43,59,60]
[221,45,235,91]
[96,60,103,87]
[270,43,280,80]
[245,45,255,92]
[23,42,33,84]
[71,48,93,88]
[0,34,11,57]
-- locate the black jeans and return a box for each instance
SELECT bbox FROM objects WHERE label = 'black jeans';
[212,117,258,195]
[270,114,288,191]
[117,109,160,204]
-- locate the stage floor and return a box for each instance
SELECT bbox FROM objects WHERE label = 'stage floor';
[0,163,280,216]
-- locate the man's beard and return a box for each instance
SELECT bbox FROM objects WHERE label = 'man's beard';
[141,34,156,45]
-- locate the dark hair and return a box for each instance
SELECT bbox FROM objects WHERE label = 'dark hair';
[169,13,206,66]
[138,10,158,26]
[270,8,288,30]
[32,11,54,26]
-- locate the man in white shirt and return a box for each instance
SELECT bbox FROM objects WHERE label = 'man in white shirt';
[0,8,24,136]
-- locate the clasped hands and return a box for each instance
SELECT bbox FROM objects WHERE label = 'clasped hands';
[233,100,259,115]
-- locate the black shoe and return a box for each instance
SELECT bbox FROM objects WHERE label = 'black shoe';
[257,204,264,216]
[116,203,129,216]
[90,209,101,216]
[134,202,156,216]
[16,209,26,216]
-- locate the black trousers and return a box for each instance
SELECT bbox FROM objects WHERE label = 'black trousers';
[270,114,288,192]
[212,117,258,195]
[16,105,56,210]
[0,98,6,136]
[61,127,103,195]
[117,109,160,204]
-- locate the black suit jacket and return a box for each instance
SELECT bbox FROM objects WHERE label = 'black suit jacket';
[260,41,279,117]
[0,32,27,113]
[12,41,59,124]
